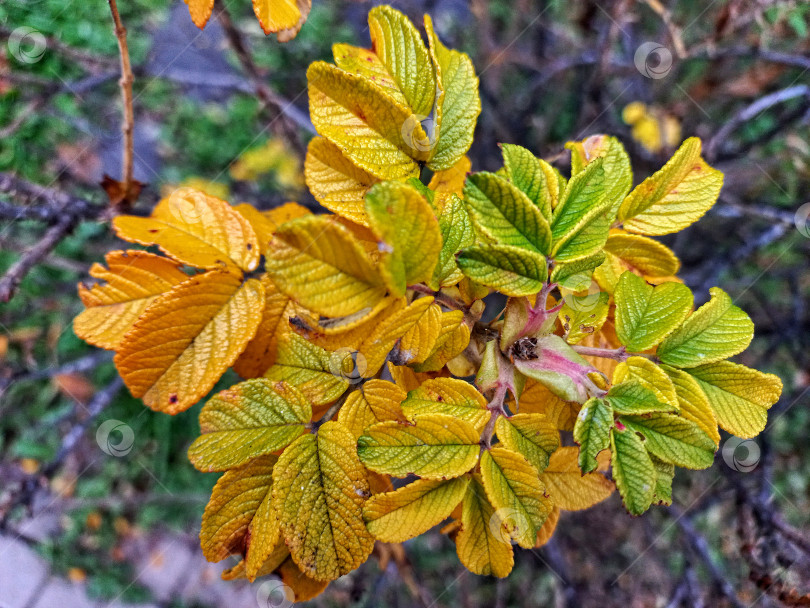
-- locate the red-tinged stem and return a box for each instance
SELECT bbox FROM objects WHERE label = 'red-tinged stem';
[570,345,658,362]
[481,383,508,449]
[409,284,465,311]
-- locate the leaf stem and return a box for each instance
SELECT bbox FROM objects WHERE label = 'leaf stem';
[481,383,508,449]
[570,345,658,362]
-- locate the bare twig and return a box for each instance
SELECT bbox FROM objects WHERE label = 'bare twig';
[706,85,810,160]
[670,507,747,608]
[106,0,138,206]
[0,215,75,302]
[216,5,310,156]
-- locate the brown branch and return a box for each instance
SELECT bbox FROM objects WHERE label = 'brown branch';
[216,5,308,157]
[0,215,75,302]
[106,0,139,207]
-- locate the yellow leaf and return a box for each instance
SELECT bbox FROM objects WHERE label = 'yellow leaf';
[613,356,679,410]
[429,155,471,212]
[534,506,560,548]
[337,380,407,438]
[413,310,469,373]
[304,137,378,226]
[294,297,402,352]
[618,138,723,236]
[364,476,470,542]
[114,270,264,414]
[113,188,259,272]
[688,361,782,439]
[539,446,614,511]
[265,215,387,317]
[188,379,311,472]
[480,446,552,549]
[252,0,310,40]
[518,379,578,431]
[307,61,427,179]
[272,422,374,581]
[495,414,560,472]
[233,275,300,379]
[455,474,514,577]
[365,182,442,296]
[233,202,310,257]
[662,365,720,445]
[75,251,188,350]
[332,44,409,107]
[184,0,214,28]
[200,455,277,562]
[603,230,681,277]
[264,332,349,406]
[401,377,490,431]
[358,413,480,480]
[398,303,444,364]
[359,296,436,375]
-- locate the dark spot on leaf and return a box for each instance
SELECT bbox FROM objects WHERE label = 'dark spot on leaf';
[169,394,178,404]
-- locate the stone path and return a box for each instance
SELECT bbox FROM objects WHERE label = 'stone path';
[0,533,264,608]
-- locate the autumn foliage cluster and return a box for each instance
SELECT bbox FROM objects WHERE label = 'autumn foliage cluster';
[74,6,782,602]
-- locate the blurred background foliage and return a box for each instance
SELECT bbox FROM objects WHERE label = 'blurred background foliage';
[1,1,809,606]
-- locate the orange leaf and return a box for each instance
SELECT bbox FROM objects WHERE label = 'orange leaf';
[113,188,259,272]
[75,250,188,350]
[114,269,265,414]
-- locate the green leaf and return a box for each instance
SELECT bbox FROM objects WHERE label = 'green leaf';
[650,455,674,506]
[687,361,782,439]
[657,287,754,368]
[620,413,716,469]
[573,397,613,473]
[566,135,632,216]
[457,243,548,296]
[618,137,723,236]
[606,381,677,415]
[265,332,349,406]
[500,144,552,219]
[559,291,609,344]
[358,413,480,479]
[365,181,442,296]
[367,5,436,117]
[463,172,552,254]
[550,158,609,262]
[424,15,481,171]
[189,380,311,472]
[495,413,560,473]
[480,447,552,548]
[613,356,679,410]
[610,426,655,516]
[549,252,606,286]
[429,194,475,289]
[614,272,693,351]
